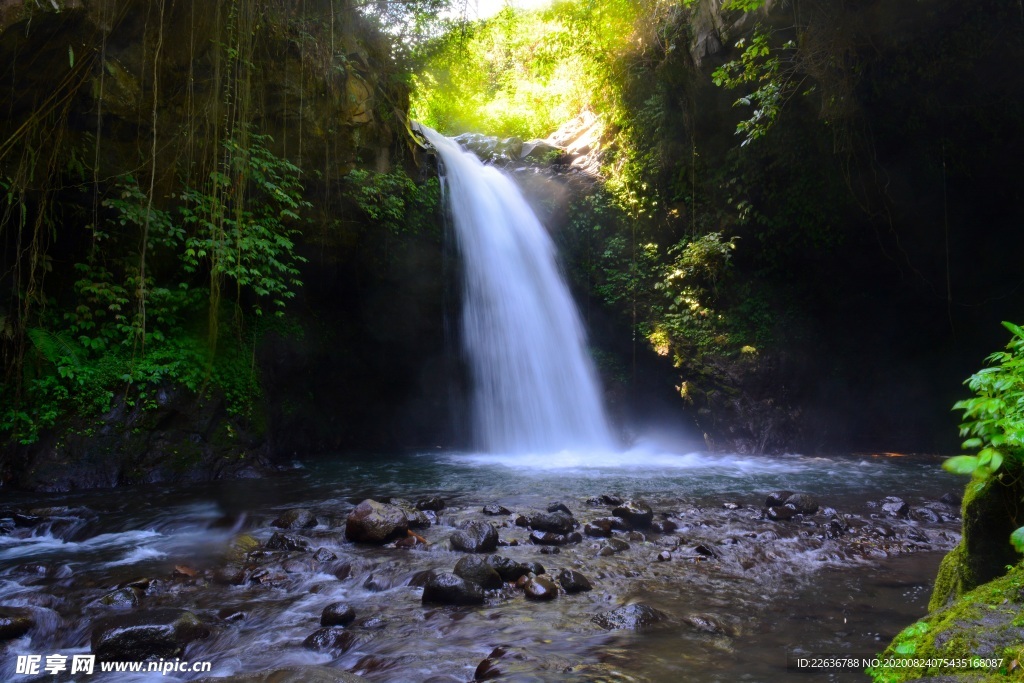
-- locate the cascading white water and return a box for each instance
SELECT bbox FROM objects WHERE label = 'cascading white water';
[423,126,615,454]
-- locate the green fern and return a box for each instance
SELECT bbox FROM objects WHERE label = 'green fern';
[27,328,81,367]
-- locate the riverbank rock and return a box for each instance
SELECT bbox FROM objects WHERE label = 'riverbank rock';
[450,521,498,553]
[265,532,311,552]
[0,606,34,640]
[320,603,356,627]
[454,556,503,590]
[421,571,485,605]
[345,500,408,544]
[592,603,669,630]
[765,491,794,507]
[482,503,511,516]
[612,500,653,528]
[416,497,446,511]
[91,608,210,661]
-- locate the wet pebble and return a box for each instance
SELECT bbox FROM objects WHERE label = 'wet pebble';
[454,555,503,590]
[302,627,355,654]
[556,568,593,593]
[450,521,498,553]
[482,503,511,516]
[612,500,653,528]
[523,575,559,600]
[321,602,356,627]
[592,603,668,630]
[345,500,408,544]
[271,508,317,529]
[421,571,485,605]
[415,497,445,511]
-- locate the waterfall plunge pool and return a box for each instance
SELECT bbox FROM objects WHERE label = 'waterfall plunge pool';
[1,450,961,682]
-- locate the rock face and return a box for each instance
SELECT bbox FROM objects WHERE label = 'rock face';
[345,500,409,544]
[91,609,210,662]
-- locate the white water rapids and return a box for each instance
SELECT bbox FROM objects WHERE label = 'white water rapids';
[422,127,615,454]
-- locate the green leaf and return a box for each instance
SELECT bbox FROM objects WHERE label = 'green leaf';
[942,455,978,475]
[68,45,74,68]
[1011,526,1024,554]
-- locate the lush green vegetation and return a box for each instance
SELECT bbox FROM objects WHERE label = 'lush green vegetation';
[944,322,1024,554]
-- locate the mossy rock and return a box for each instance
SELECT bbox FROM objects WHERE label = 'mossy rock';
[930,470,1024,611]
[869,563,1024,683]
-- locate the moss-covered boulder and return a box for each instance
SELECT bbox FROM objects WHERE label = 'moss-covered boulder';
[869,563,1024,683]
[930,470,1024,612]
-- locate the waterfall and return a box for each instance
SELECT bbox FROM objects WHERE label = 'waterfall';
[422,126,615,454]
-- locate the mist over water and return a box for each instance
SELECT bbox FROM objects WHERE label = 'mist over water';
[423,127,615,453]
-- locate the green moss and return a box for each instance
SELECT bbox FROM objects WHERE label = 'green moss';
[931,473,1024,611]
[869,563,1024,682]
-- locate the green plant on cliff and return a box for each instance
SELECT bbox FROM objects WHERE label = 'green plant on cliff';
[944,321,1024,554]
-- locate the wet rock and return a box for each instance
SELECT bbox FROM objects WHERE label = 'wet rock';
[539,546,560,555]
[693,544,717,558]
[271,508,317,529]
[650,520,678,533]
[321,602,356,627]
[513,514,529,527]
[627,531,646,542]
[474,646,535,681]
[265,532,310,552]
[612,500,653,528]
[356,616,387,630]
[547,502,572,515]
[218,608,246,622]
[362,573,392,592]
[450,521,498,553]
[527,511,576,535]
[523,561,546,575]
[723,502,742,510]
[584,523,611,538]
[597,538,630,556]
[249,568,288,586]
[0,607,34,640]
[523,575,559,600]
[407,570,433,587]
[401,508,432,529]
[213,565,247,585]
[91,608,210,662]
[421,571,485,605]
[334,563,353,581]
[345,500,409,544]
[13,513,41,527]
[881,497,909,517]
[485,555,530,582]
[683,613,730,635]
[302,627,355,654]
[939,492,962,507]
[785,494,819,515]
[766,504,799,521]
[482,503,511,516]
[592,603,669,630]
[312,547,337,562]
[910,507,941,523]
[556,568,592,593]
[227,534,261,562]
[454,556,503,590]
[99,587,142,608]
[529,530,568,546]
[765,491,794,507]
[415,497,446,511]
[657,550,672,562]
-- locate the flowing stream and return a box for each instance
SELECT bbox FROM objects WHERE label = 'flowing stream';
[422,127,614,453]
[0,450,962,682]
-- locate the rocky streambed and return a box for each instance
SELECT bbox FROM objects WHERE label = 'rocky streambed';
[0,451,962,682]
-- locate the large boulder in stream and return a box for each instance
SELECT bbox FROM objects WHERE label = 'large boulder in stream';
[91,608,210,661]
[345,500,408,544]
